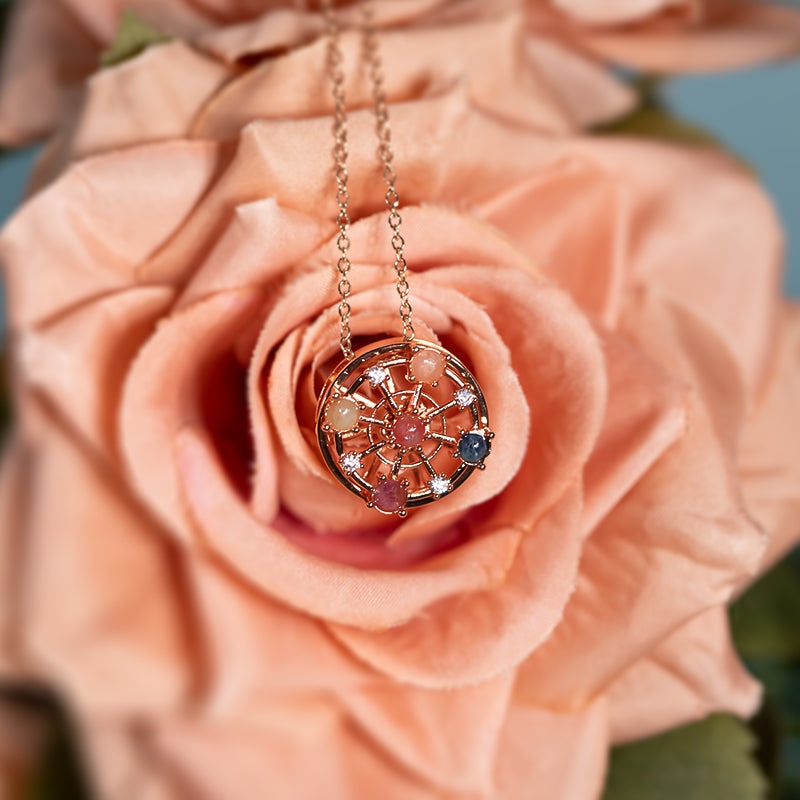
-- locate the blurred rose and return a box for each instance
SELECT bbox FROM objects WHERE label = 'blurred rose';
[1,4,800,800]
[0,0,636,146]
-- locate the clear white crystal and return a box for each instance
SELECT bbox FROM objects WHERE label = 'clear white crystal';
[429,476,451,496]
[366,366,389,387]
[454,387,475,408]
[341,452,362,474]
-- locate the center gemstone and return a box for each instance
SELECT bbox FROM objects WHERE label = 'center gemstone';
[392,414,426,448]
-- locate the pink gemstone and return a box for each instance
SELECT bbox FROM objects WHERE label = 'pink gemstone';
[392,414,426,448]
[371,479,407,513]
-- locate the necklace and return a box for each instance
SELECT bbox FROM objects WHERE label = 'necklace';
[314,0,493,516]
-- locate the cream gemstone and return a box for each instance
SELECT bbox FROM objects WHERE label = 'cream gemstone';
[410,349,446,383]
[326,397,360,431]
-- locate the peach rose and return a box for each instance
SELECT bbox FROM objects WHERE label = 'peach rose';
[1,7,799,800]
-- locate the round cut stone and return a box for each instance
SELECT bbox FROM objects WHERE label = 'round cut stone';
[371,479,407,513]
[392,414,426,448]
[410,349,446,383]
[341,452,362,474]
[455,387,476,408]
[366,365,389,387]
[326,397,360,432]
[457,432,490,464]
[429,475,451,496]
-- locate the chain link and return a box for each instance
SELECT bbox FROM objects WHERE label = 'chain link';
[322,0,355,359]
[322,0,414,360]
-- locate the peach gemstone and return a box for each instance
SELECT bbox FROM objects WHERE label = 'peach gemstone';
[326,397,360,431]
[392,414,426,448]
[410,349,445,383]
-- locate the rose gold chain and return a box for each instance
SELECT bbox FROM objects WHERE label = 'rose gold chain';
[322,0,415,360]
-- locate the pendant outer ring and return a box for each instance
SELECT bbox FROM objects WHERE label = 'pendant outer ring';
[315,338,491,509]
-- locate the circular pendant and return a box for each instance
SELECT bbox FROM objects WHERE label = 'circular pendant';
[315,338,493,515]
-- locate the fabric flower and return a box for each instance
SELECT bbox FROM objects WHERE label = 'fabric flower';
[1,5,799,800]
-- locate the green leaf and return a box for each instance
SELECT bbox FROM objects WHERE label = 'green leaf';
[594,74,724,151]
[597,104,724,149]
[100,10,172,68]
[602,715,768,800]
[731,555,800,663]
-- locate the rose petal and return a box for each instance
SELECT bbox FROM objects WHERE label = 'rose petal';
[187,556,374,706]
[176,424,524,630]
[550,0,694,26]
[421,267,606,537]
[17,287,173,457]
[193,16,574,139]
[495,694,609,800]
[527,35,636,127]
[479,154,630,325]
[81,719,173,800]
[575,0,800,71]
[152,715,441,800]
[739,302,800,570]
[582,328,689,534]
[195,1,520,63]
[121,289,263,540]
[0,141,220,328]
[516,291,766,709]
[340,674,514,794]
[176,198,330,311]
[608,607,761,744]
[143,91,561,287]
[35,41,231,185]
[15,403,190,715]
[329,486,584,688]
[485,137,783,399]
[0,0,97,144]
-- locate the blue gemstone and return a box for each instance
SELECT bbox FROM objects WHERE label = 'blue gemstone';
[457,432,490,464]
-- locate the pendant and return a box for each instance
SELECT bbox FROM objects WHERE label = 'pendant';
[315,338,493,515]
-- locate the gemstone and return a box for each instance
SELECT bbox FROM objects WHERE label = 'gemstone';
[457,432,490,464]
[366,365,389,387]
[454,387,476,408]
[326,397,360,431]
[341,452,362,474]
[392,414,426,448]
[429,475,451,496]
[371,479,407,513]
[410,349,446,383]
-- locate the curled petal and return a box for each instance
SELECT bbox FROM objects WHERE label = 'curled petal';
[177,425,525,630]
[608,607,761,744]
[516,292,766,709]
[329,486,585,688]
